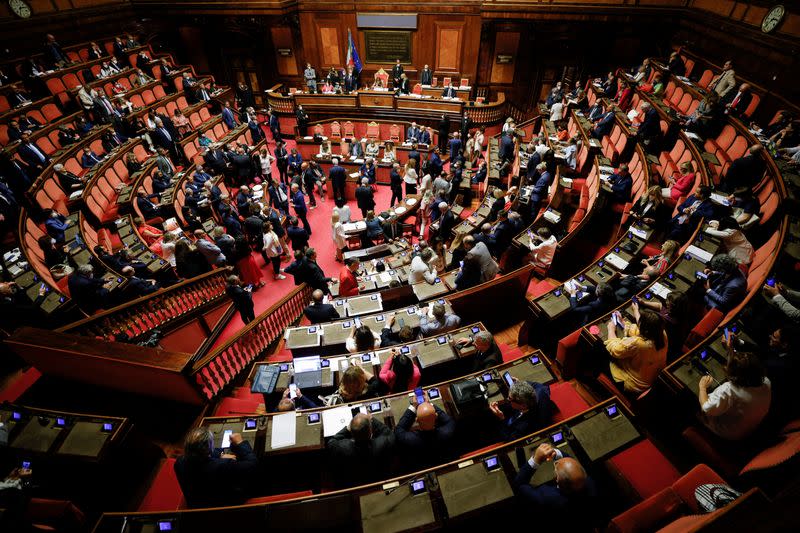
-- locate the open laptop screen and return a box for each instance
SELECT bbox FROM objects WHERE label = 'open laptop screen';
[294,356,321,374]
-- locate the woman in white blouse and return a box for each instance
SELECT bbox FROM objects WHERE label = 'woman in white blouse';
[418,189,434,239]
[262,222,286,280]
[331,210,347,262]
[698,351,771,440]
[403,159,419,195]
[705,216,754,266]
[365,139,380,158]
[383,141,396,162]
[160,232,177,267]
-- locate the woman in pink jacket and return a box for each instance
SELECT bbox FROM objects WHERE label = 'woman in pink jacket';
[379,351,421,393]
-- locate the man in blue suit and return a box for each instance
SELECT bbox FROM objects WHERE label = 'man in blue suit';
[80,147,103,169]
[17,133,50,176]
[529,162,553,214]
[635,102,661,153]
[175,427,258,508]
[329,158,347,200]
[499,131,515,163]
[512,443,598,530]
[221,101,237,129]
[491,380,553,442]
[667,185,716,241]
[607,163,632,204]
[591,104,615,139]
[291,183,311,234]
[44,209,69,243]
[703,254,747,313]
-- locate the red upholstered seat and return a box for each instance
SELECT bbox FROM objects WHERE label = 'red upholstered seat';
[556,329,583,379]
[139,458,186,512]
[213,396,262,416]
[498,343,524,363]
[607,439,681,500]
[738,420,800,476]
[245,490,313,505]
[550,382,589,422]
[608,464,726,533]
[528,279,557,298]
[682,308,723,352]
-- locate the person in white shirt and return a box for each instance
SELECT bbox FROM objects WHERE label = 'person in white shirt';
[331,210,347,262]
[527,227,558,270]
[403,160,419,195]
[704,216,753,266]
[334,198,351,224]
[365,140,380,158]
[410,248,437,285]
[562,137,578,171]
[762,282,800,323]
[550,100,564,123]
[698,351,771,441]
[383,141,396,162]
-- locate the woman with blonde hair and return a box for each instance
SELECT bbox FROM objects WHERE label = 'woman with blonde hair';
[337,362,381,402]
[615,239,679,300]
[418,189,434,239]
[383,140,396,162]
[403,158,419,195]
[662,161,696,202]
[629,185,670,234]
[331,210,347,262]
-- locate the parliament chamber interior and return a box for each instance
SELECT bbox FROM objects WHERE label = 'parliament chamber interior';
[0,0,799,530]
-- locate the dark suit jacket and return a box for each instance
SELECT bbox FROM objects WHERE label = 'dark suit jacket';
[174,440,258,508]
[18,142,50,169]
[531,171,553,204]
[287,225,309,250]
[438,210,456,238]
[512,453,598,531]
[355,186,376,211]
[719,154,766,193]
[328,419,394,485]
[441,87,457,98]
[226,284,254,315]
[421,69,433,85]
[67,273,109,313]
[637,107,661,140]
[304,302,339,324]
[471,341,503,372]
[394,405,456,467]
[329,165,347,189]
[705,271,747,312]
[569,285,614,327]
[499,382,553,441]
[609,173,633,204]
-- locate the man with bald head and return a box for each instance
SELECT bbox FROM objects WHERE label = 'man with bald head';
[303,289,339,324]
[394,392,456,468]
[276,385,318,411]
[512,443,597,529]
[327,412,394,486]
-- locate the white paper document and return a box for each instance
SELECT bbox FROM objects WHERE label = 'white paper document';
[322,405,353,437]
[270,412,297,449]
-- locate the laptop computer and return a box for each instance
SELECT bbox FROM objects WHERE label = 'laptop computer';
[293,356,323,388]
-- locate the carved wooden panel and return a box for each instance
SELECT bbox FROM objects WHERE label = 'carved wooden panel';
[435,23,463,72]
[490,31,520,84]
[271,26,298,76]
[318,26,341,67]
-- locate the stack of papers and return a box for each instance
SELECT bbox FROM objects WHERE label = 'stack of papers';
[686,245,713,263]
[543,210,561,224]
[650,282,671,300]
[605,253,629,270]
[710,193,731,206]
[270,413,297,449]
[628,225,648,239]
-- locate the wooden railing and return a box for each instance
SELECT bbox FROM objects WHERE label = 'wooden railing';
[58,269,230,341]
[265,84,295,114]
[469,92,507,125]
[189,284,313,400]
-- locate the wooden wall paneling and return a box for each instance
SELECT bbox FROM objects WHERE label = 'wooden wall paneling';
[318,25,342,67]
[435,20,464,73]
[489,31,520,84]
[271,25,299,76]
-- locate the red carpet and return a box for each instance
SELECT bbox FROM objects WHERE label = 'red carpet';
[211,128,395,349]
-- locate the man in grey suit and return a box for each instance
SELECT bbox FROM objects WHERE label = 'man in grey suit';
[463,235,498,282]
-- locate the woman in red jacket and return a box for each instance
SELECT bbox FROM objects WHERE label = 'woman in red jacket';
[616,81,633,112]
[662,161,696,202]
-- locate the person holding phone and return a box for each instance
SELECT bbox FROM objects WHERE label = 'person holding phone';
[276,385,318,411]
[379,349,421,393]
[604,308,668,394]
[511,443,598,530]
[225,275,255,324]
[762,281,800,322]
[456,330,502,371]
[702,254,747,312]
[327,412,394,486]
[490,379,553,441]
[174,428,258,508]
[698,352,771,441]
[394,390,456,468]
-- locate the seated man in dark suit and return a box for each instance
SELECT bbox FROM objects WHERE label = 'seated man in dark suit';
[717,145,766,193]
[395,395,456,469]
[121,265,160,299]
[17,133,50,176]
[136,191,164,221]
[456,331,502,372]
[80,147,104,169]
[67,264,111,313]
[703,254,747,313]
[607,163,632,204]
[490,379,553,442]
[303,289,339,324]
[667,185,716,241]
[567,281,616,327]
[512,443,598,531]
[590,104,615,139]
[327,413,394,486]
[174,427,258,508]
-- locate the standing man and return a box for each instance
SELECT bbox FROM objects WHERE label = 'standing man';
[420,64,433,86]
[438,114,450,152]
[296,105,310,136]
[221,101,237,129]
[389,163,403,206]
[391,59,404,89]
[460,112,472,141]
[355,178,376,218]
[274,140,289,184]
[290,183,312,234]
[304,63,317,93]
[398,73,410,95]
[226,275,255,324]
[268,108,281,142]
[329,157,347,201]
[344,67,358,93]
[338,257,361,297]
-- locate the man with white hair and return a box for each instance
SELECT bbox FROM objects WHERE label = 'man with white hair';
[53,163,85,191]
[355,177,375,218]
[437,202,457,240]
